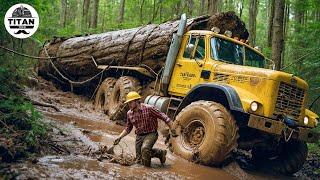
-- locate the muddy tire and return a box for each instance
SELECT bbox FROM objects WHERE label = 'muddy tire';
[141,81,163,102]
[94,77,116,113]
[108,76,142,121]
[171,101,239,165]
[141,81,156,102]
[253,140,308,175]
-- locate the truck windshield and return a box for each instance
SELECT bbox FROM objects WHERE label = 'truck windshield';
[245,47,265,68]
[211,37,243,65]
[211,37,265,68]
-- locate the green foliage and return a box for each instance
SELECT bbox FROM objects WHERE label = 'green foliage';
[0,65,47,161]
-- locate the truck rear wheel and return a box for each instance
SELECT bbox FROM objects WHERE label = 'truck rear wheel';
[94,77,116,113]
[108,76,142,121]
[253,139,308,175]
[171,101,239,165]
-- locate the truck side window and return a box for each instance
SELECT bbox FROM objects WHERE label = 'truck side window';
[183,35,205,60]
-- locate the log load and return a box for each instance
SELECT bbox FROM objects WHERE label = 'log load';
[38,11,249,84]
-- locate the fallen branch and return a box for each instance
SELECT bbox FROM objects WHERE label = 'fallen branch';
[30,99,60,112]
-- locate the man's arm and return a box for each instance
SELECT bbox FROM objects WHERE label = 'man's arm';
[149,106,171,124]
[114,115,133,145]
[149,106,178,137]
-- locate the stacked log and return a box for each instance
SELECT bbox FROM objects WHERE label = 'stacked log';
[38,11,249,83]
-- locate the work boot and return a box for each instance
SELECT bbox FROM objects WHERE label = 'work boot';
[160,150,167,165]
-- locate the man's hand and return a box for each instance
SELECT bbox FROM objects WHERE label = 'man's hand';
[170,129,178,137]
[114,137,122,145]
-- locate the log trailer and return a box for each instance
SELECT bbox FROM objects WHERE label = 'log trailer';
[93,14,319,174]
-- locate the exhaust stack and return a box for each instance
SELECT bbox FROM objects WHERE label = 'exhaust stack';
[160,14,187,95]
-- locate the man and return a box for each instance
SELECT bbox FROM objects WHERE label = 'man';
[114,91,177,167]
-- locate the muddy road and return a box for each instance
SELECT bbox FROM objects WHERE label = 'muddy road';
[11,78,311,179]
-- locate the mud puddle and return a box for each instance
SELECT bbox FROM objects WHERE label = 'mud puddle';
[22,78,298,179]
[41,111,292,180]
[42,111,236,179]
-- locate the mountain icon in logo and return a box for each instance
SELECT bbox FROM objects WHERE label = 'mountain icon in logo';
[12,5,32,18]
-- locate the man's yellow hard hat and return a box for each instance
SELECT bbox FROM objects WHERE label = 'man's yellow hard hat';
[125,91,141,103]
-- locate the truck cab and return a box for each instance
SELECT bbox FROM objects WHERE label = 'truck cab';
[168,30,318,130]
[145,29,320,174]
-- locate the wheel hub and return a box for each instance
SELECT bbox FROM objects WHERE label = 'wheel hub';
[182,120,205,149]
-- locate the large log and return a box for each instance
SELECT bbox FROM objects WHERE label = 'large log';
[38,12,249,82]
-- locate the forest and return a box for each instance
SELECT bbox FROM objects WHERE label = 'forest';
[1,0,320,112]
[0,0,320,178]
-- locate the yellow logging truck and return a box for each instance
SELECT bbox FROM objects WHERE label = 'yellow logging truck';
[95,14,319,174]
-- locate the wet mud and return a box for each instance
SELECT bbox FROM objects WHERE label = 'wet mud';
[4,77,315,179]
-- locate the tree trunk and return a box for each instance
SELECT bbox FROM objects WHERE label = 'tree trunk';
[83,0,91,29]
[38,12,249,83]
[271,0,285,70]
[248,0,259,46]
[101,0,108,31]
[90,0,99,28]
[281,2,290,67]
[187,0,194,17]
[118,0,125,24]
[60,0,67,27]
[208,0,220,15]
[267,0,275,47]
[293,0,305,74]
[175,1,182,19]
[76,0,82,29]
[200,0,206,16]
[139,0,145,24]
[239,0,244,18]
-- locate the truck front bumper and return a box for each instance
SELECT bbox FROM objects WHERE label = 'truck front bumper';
[248,114,319,143]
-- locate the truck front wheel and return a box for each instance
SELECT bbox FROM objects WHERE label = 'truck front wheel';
[253,139,308,175]
[171,101,239,165]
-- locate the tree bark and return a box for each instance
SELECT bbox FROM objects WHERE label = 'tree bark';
[239,0,244,18]
[90,0,99,28]
[38,12,249,82]
[281,2,290,67]
[187,0,194,17]
[200,0,206,16]
[175,1,182,19]
[208,0,220,15]
[101,0,107,31]
[271,0,285,70]
[83,0,91,29]
[60,0,67,27]
[76,0,82,29]
[248,0,259,46]
[267,0,275,47]
[293,0,305,74]
[118,0,125,24]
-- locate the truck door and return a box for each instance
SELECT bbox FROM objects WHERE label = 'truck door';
[168,34,206,96]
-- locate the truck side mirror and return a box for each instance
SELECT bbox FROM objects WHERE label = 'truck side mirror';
[269,64,275,70]
[186,43,195,58]
[266,57,275,70]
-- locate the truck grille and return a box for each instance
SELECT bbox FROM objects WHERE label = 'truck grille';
[273,82,305,120]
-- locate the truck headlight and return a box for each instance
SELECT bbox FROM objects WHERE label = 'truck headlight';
[315,118,319,127]
[250,101,258,112]
[303,116,309,125]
